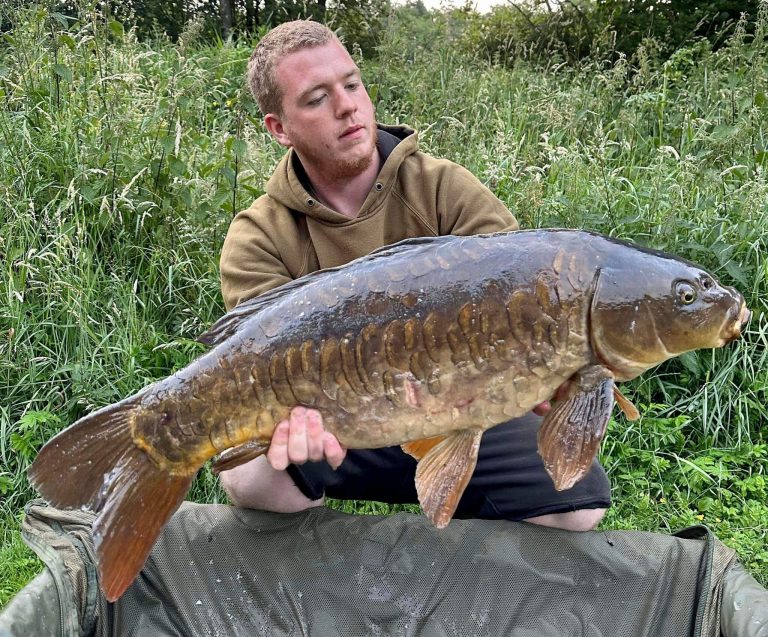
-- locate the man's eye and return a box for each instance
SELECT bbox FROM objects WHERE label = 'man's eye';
[346,82,359,90]
[308,95,325,106]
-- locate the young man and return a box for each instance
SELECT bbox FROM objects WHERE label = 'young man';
[218,20,610,530]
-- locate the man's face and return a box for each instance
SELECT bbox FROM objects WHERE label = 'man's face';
[265,40,377,179]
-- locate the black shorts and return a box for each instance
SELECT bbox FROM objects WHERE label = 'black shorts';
[286,413,611,521]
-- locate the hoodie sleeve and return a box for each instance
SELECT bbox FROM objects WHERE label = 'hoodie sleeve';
[220,201,295,311]
[434,162,519,236]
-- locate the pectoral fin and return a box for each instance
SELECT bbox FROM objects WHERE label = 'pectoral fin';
[401,435,447,460]
[613,386,640,421]
[211,440,269,475]
[538,366,614,491]
[415,429,483,529]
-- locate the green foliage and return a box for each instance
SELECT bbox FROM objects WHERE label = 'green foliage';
[1,2,767,606]
[590,0,757,54]
[27,0,393,46]
[326,499,421,516]
[0,4,259,514]
[0,519,40,608]
[9,412,60,463]
[454,0,764,65]
[603,409,768,580]
[327,0,391,58]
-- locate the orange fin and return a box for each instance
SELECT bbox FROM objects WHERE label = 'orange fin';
[211,441,269,474]
[94,454,193,601]
[538,365,614,491]
[29,397,194,602]
[401,435,447,461]
[613,385,640,421]
[415,429,483,529]
[28,396,144,510]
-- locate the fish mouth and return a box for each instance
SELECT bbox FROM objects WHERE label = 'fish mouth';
[719,302,751,344]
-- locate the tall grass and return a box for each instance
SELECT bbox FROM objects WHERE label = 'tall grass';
[2,4,767,605]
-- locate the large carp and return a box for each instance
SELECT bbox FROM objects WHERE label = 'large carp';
[29,229,749,601]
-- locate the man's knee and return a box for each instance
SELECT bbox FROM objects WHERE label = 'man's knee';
[219,456,324,513]
[523,507,607,532]
[218,466,248,504]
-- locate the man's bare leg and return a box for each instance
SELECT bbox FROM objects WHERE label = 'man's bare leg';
[220,455,324,513]
[524,509,606,532]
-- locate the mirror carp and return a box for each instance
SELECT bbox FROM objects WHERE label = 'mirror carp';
[29,229,750,601]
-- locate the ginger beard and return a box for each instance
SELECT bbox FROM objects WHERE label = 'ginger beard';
[287,120,378,181]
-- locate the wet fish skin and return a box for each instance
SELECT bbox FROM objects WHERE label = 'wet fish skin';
[28,229,749,601]
[134,231,597,463]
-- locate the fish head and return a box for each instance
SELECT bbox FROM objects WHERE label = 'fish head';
[589,249,750,380]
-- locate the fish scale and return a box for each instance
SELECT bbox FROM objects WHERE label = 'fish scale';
[172,247,585,453]
[28,229,749,602]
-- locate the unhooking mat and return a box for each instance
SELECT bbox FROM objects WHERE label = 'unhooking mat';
[1,500,743,636]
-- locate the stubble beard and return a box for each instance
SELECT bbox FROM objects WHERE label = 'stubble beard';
[331,145,376,179]
[293,127,378,181]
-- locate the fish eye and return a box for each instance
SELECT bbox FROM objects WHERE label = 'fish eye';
[676,281,697,305]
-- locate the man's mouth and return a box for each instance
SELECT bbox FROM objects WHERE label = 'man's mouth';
[340,125,365,139]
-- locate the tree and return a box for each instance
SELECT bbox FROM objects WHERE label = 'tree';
[220,0,235,40]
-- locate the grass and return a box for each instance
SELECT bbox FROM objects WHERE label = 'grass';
[1,4,767,607]
[0,512,39,606]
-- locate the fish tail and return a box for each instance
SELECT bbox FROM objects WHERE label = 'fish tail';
[28,397,194,602]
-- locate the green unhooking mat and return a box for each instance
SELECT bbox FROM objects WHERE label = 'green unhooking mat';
[1,499,762,636]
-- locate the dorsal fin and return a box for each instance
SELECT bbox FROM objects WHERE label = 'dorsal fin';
[198,234,458,347]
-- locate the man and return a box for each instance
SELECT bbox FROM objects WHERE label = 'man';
[218,20,610,530]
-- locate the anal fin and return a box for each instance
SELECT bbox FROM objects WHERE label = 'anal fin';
[211,440,269,475]
[538,365,614,491]
[401,435,447,461]
[415,429,483,529]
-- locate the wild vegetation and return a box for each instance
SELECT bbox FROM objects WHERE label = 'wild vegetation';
[1,2,767,606]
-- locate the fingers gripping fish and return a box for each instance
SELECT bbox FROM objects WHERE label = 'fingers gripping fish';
[28,229,750,601]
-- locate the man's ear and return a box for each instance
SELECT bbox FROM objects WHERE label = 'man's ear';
[264,113,292,148]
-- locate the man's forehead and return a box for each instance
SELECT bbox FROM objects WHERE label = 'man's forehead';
[276,41,359,83]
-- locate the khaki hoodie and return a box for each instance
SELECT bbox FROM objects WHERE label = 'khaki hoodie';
[220,125,518,310]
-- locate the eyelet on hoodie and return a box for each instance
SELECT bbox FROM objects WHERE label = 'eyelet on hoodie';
[374,182,383,191]
[307,198,315,207]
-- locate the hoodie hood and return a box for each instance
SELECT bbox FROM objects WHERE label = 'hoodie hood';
[265,124,417,224]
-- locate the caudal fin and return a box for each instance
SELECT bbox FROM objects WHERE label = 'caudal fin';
[28,398,194,601]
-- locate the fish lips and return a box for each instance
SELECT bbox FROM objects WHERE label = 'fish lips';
[720,302,751,344]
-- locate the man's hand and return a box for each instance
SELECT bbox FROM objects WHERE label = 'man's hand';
[268,380,570,470]
[267,406,347,471]
[532,381,572,417]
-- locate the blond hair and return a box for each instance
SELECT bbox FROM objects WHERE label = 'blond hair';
[247,20,340,116]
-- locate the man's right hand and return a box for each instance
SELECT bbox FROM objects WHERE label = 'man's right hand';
[267,406,347,471]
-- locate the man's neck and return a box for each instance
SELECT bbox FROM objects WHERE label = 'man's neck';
[301,154,381,220]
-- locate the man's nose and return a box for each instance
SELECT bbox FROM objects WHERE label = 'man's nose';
[334,88,357,117]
